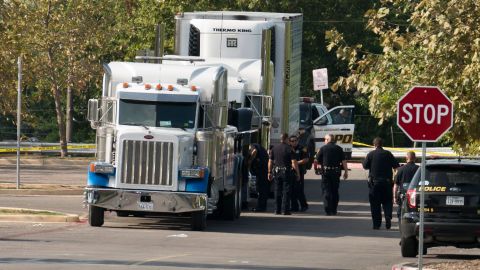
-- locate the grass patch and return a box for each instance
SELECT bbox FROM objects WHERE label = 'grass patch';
[0,184,84,190]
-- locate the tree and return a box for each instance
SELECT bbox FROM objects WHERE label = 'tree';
[0,0,22,125]
[1,0,383,150]
[2,0,116,156]
[326,0,480,154]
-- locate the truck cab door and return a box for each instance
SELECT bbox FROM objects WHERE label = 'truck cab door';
[312,105,355,156]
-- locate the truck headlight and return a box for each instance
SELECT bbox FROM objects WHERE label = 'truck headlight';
[180,168,205,178]
[89,162,115,174]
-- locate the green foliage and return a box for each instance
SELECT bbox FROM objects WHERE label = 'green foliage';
[0,0,385,148]
[326,0,480,154]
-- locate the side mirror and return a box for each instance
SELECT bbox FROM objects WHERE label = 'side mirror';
[87,99,99,128]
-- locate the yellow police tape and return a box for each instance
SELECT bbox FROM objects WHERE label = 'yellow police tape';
[352,141,457,157]
[0,142,456,156]
[0,144,95,153]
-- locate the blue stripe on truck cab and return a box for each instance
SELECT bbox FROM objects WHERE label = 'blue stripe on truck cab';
[87,170,111,187]
[185,167,210,193]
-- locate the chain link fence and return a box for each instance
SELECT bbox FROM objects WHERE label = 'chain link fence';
[354,114,415,148]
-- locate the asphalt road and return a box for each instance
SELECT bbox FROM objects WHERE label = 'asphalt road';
[0,167,479,270]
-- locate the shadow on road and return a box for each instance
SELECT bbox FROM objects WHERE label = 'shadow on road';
[103,213,399,239]
[101,177,400,239]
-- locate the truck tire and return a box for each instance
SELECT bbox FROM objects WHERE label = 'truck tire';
[235,185,242,219]
[235,167,242,219]
[191,210,207,231]
[222,191,237,220]
[401,237,418,257]
[89,205,104,227]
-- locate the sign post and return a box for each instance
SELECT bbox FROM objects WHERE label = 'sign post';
[312,68,328,104]
[17,57,22,190]
[397,86,453,270]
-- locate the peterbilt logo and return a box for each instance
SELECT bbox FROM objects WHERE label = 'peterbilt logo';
[144,135,154,139]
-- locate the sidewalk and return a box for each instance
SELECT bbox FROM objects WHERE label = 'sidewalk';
[0,156,92,166]
[0,183,84,195]
[0,157,88,195]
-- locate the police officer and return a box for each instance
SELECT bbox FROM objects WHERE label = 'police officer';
[297,127,315,170]
[248,143,270,212]
[315,134,348,215]
[362,137,400,230]
[268,133,300,215]
[289,135,309,212]
[393,151,418,222]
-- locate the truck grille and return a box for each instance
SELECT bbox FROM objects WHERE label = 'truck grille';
[120,140,174,186]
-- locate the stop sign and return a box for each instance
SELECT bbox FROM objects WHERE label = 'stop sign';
[397,86,453,142]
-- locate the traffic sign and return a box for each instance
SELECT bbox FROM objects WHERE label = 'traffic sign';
[397,86,453,142]
[397,85,453,270]
[312,68,328,91]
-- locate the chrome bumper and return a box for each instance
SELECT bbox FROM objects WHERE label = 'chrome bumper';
[85,187,207,213]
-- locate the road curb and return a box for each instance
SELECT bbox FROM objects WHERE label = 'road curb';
[392,263,436,270]
[0,207,80,223]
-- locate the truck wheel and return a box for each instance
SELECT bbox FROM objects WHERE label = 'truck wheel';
[401,237,418,257]
[191,210,207,231]
[89,205,104,227]
[222,191,237,220]
[235,171,242,219]
[235,186,242,219]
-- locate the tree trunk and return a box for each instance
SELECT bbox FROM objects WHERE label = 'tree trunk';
[53,84,68,157]
[66,83,72,143]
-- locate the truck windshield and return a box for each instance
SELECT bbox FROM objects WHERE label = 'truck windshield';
[119,99,196,129]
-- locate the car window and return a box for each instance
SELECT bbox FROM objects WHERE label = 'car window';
[410,165,480,190]
[299,103,312,126]
[330,107,354,125]
[312,105,320,120]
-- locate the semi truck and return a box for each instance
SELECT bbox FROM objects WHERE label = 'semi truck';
[85,11,303,230]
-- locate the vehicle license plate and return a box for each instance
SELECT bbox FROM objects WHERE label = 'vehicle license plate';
[446,196,464,206]
[138,202,154,210]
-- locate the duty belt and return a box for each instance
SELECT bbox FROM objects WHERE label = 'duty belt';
[274,166,290,172]
[373,178,391,183]
[324,166,341,170]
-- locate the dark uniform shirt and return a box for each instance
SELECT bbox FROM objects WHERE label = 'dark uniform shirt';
[250,143,269,175]
[292,144,308,174]
[316,142,345,168]
[363,147,400,179]
[270,143,294,167]
[394,162,419,186]
[298,132,314,154]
